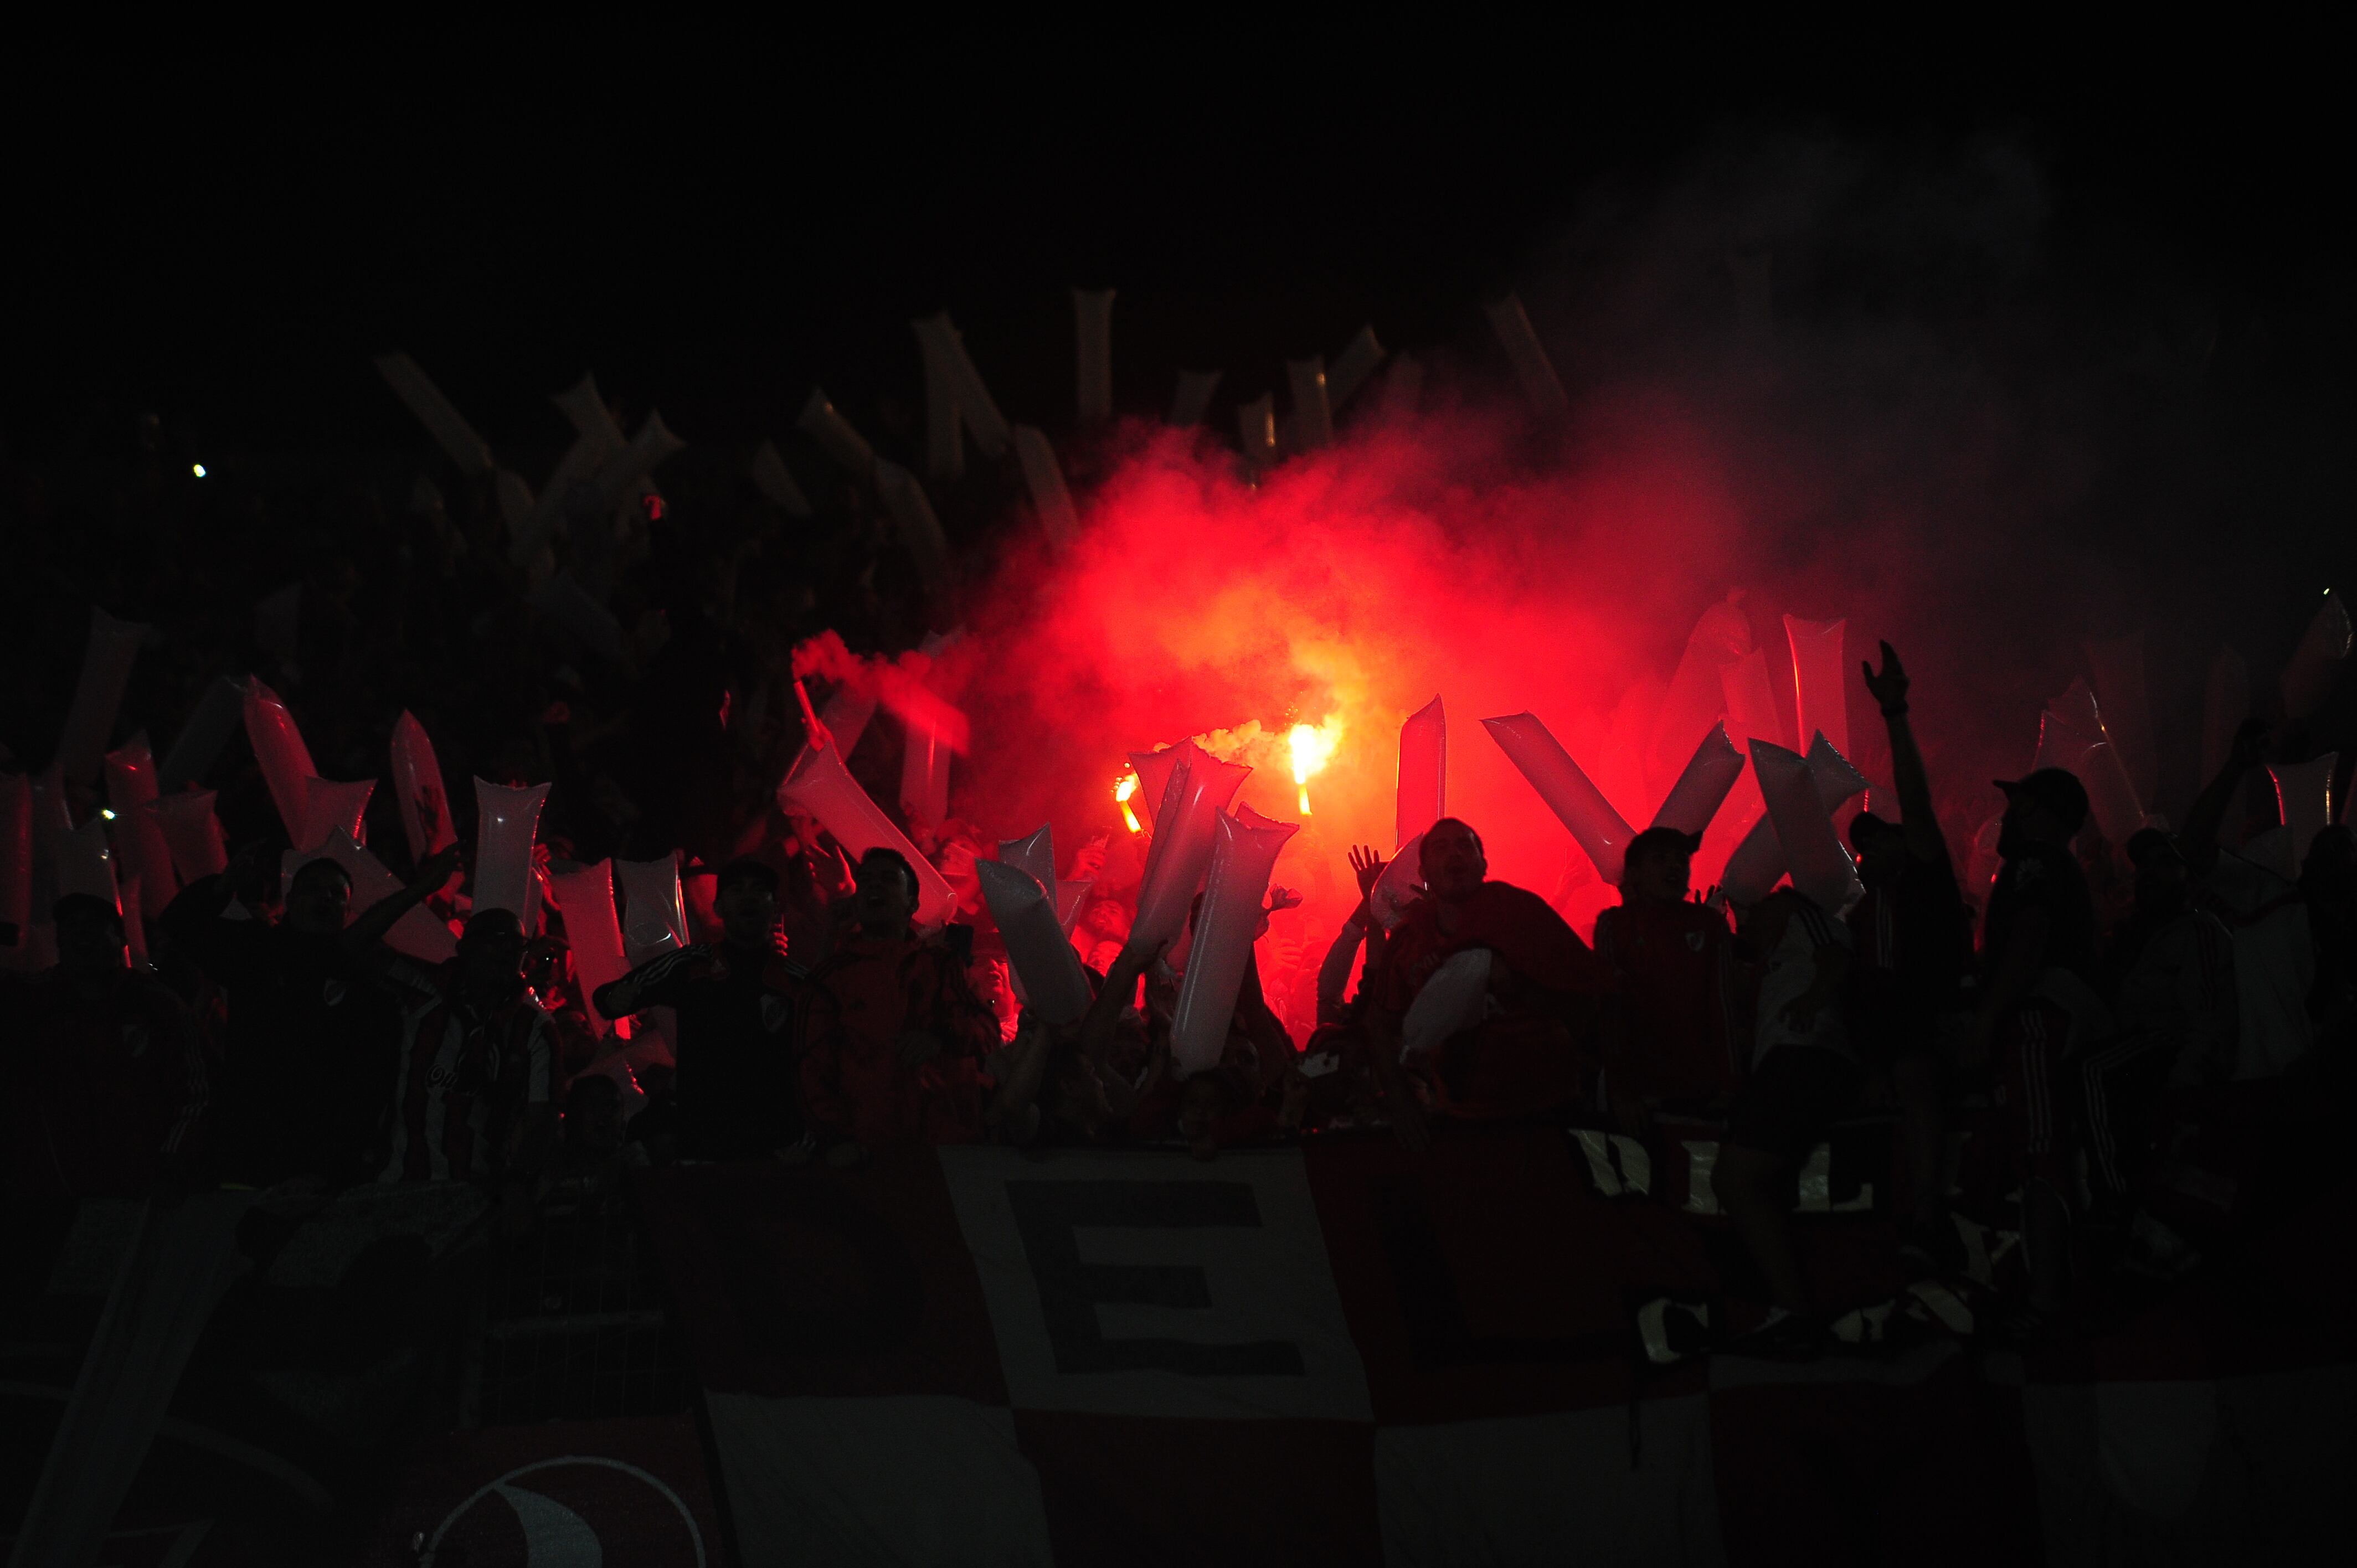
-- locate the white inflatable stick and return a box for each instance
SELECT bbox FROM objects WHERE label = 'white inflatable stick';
[1483,711,1635,885]
[1130,746,1251,955]
[299,778,375,852]
[1286,357,1332,451]
[1169,806,1298,1074]
[550,859,630,1033]
[1012,426,1080,551]
[1325,326,1386,412]
[471,778,550,923]
[241,681,317,841]
[1751,739,1861,914]
[980,859,1094,1028]
[1483,292,1571,422]
[1397,697,1447,850]
[104,736,178,904]
[54,816,119,907]
[159,675,248,791]
[997,824,1056,898]
[775,741,959,928]
[874,461,953,597]
[750,440,815,518]
[798,389,878,478]
[55,608,150,783]
[2281,591,2351,721]
[1782,615,1849,762]
[1645,595,1752,794]
[1237,394,1277,476]
[1167,370,1222,429]
[146,791,228,883]
[373,352,493,475]
[616,853,689,967]
[909,313,1011,458]
[899,704,953,829]
[1651,723,1745,837]
[390,711,458,866]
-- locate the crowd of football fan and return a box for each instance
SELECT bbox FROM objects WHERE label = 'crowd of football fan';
[4,421,2350,1356]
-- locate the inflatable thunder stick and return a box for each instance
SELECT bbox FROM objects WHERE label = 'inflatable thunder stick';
[2281,592,2353,723]
[104,736,179,905]
[300,778,375,853]
[775,742,959,929]
[241,681,318,842]
[909,313,1011,456]
[1167,369,1223,430]
[997,825,1057,899]
[53,817,120,907]
[1718,734,1869,907]
[1127,744,1194,832]
[373,352,494,476]
[390,711,459,866]
[1751,739,1862,914]
[749,440,815,520]
[1650,723,1746,837]
[1483,292,1571,423]
[1287,357,1333,451]
[1397,697,1446,850]
[1483,712,1635,885]
[1169,806,1298,1075]
[874,461,953,599]
[286,832,456,963]
[798,389,877,478]
[1370,831,1428,931]
[119,875,150,969]
[2269,755,2338,864]
[818,683,879,761]
[1645,596,1753,795]
[55,608,151,784]
[147,792,228,883]
[471,778,550,923]
[979,860,1094,1028]
[899,705,954,829]
[616,853,689,967]
[158,675,249,792]
[1782,615,1849,761]
[1325,325,1387,412]
[550,860,631,1033]
[1012,426,1080,551]
[1130,747,1251,955]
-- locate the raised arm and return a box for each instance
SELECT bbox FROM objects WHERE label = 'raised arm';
[1861,642,1946,863]
[344,843,464,956]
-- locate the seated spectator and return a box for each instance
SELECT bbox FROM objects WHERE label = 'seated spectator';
[1593,826,1737,1129]
[1963,766,2102,1334]
[595,857,820,1161]
[380,909,559,1239]
[2,894,209,1197]
[1361,818,1614,1147]
[159,840,459,1188]
[2081,829,2237,1215]
[1711,886,1856,1350]
[800,847,1000,1160]
[1849,643,1975,1270]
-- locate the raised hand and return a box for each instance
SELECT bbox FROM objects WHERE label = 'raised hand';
[1264,885,1303,916]
[1348,845,1386,900]
[1862,640,1910,714]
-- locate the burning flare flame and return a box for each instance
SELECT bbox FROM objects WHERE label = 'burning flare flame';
[1115,771,1143,834]
[1289,721,1339,816]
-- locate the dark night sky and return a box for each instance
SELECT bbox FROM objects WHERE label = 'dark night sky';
[6,46,2347,467]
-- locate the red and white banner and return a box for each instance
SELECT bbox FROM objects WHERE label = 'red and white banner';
[634,1132,2357,1565]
